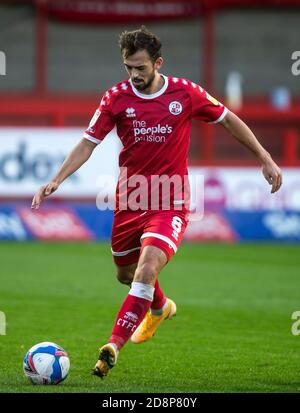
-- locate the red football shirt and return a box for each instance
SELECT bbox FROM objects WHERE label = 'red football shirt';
[84,75,227,211]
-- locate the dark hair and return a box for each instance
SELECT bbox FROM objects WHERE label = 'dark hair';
[119,26,162,62]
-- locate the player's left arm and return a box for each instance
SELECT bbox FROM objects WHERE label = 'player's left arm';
[219,110,282,193]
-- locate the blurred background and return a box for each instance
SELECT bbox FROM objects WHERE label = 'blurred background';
[0,0,300,243]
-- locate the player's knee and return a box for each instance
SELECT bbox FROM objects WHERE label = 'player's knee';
[134,262,158,285]
[116,268,134,286]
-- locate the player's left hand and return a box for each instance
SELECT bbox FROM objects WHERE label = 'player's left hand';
[261,158,282,193]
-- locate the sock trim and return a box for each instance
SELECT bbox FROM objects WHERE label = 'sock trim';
[129,281,154,301]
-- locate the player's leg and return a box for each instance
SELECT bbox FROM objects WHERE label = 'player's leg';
[109,245,167,347]
[111,233,169,334]
[92,262,138,379]
[109,244,168,348]
[93,245,167,378]
[110,208,140,285]
[92,210,141,378]
[112,210,170,311]
[131,211,187,344]
[116,263,168,316]
[116,263,137,286]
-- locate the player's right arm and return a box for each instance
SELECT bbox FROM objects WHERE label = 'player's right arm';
[31,89,115,210]
[31,138,97,209]
[31,87,116,210]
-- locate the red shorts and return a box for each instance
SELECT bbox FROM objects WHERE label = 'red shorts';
[111,210,188,266]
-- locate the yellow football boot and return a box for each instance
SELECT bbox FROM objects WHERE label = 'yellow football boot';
[92,343,118,378]
[131,298,177,344]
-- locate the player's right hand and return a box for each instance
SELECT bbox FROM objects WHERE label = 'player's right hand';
[31,181,59,210]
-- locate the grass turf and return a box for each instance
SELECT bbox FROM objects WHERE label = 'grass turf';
[0,242,299,393]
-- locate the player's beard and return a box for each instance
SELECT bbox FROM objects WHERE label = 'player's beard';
[132,71,156,92]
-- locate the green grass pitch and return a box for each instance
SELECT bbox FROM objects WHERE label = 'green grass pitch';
[0,242,299,393]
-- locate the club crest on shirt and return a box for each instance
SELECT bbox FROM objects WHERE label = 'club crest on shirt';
[169,101,182,115]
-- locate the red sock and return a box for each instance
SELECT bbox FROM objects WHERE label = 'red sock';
[151,279,167,310]
[109,292,152,349]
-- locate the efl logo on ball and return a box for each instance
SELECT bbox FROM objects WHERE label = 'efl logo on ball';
[169,101,182,115]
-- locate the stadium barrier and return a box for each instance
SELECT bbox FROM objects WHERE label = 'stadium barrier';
[1,204,300,242]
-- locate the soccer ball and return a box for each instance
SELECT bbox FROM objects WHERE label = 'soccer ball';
[23,342,70,385]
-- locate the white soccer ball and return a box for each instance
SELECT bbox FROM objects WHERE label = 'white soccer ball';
[23,341,70,385]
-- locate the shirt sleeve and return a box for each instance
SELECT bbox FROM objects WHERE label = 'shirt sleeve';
[83,92,115,144]
[189,83,228,123]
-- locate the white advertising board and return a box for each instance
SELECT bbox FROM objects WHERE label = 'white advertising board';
[0,128,299,210]
[189,167,300,211]
[0,127,121,197]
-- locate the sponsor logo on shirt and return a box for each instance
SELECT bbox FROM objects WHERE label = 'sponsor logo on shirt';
[132,120,172,143]
[169,101,182,115]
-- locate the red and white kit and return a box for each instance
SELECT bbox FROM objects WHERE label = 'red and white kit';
[84,75,227,265]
